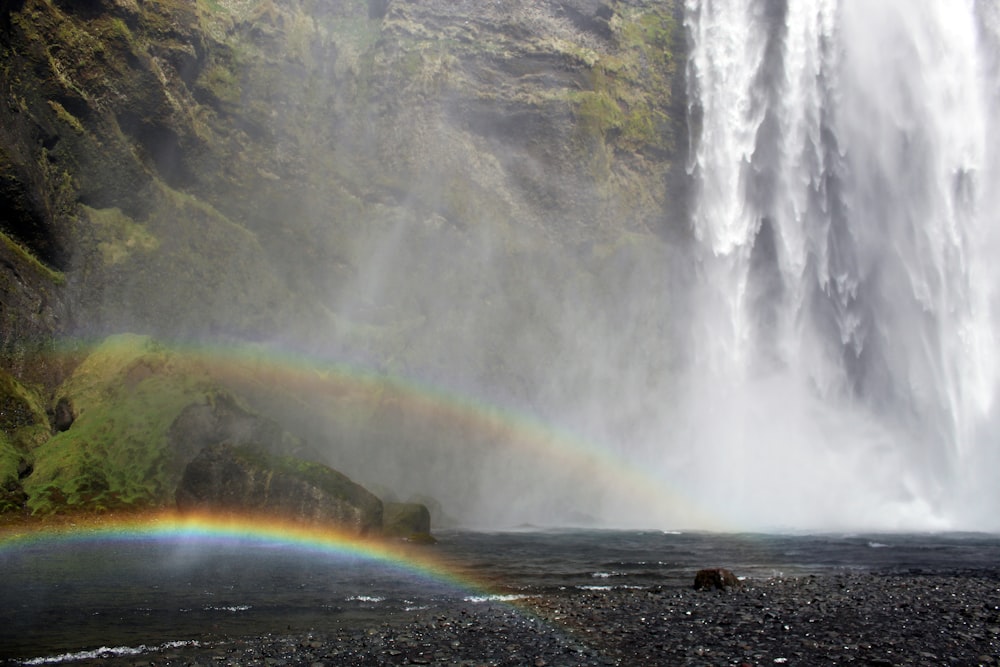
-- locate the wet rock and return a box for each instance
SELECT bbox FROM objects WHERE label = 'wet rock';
[694,568,741,591]
[167,393,320,472]
[51,396,75,432]
[175,442,383,534]
[383,501,433,540]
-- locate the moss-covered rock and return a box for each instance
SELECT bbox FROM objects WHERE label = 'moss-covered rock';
[5,334,418,529]
[0,369,50,512]
[0,231,67,379]
[19,333,315,514]
[0,434,29,513]
[1,0,311,344]
[21,334,208,513]
[0,371,47,437]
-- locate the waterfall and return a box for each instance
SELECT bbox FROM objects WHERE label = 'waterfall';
[675,0,1000,529]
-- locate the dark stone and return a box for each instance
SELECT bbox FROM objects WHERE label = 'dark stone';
[407,493,459,528]
[383,501,432,538]
[175,443,383,535]
[694,568,741,591]
[166,393,321,477]
[52,396,74,432]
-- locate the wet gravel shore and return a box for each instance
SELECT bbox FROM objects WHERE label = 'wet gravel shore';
[40,569,1000,666]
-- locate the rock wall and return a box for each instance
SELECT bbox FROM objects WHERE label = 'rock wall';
[0,0,686,369]
[0,0,690,524]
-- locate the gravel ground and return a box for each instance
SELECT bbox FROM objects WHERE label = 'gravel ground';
[39,570,1000,666]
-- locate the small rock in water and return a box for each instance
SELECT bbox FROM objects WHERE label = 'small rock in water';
[694,568,741,591]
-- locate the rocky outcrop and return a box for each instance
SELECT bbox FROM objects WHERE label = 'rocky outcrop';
[176,443,383,535]
[166,392,320,481]
[383,501,432,539]
[19,333,324,515]
[6,332,419,525]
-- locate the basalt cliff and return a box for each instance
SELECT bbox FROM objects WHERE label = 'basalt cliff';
[0,0,687,526]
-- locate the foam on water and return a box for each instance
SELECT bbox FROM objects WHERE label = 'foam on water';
[21,641,200,666]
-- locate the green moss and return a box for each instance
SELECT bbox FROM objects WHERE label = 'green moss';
[0,435,19,484]
[22,335,214,514]
[0,370,52,452]
[0,232,66,285]
[47,100,85,134]
[0,371,49,513]
[0,434,27,513]
[569,6,679,157]
[82,205,160,267]
[102,17,134,47]
[0,372,45,434]
[621,10,677,59]
[575,88,625,136]
[197,62,242,107]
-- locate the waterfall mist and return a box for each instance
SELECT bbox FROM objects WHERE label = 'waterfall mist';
[282,0,1000,532]
[57,0,997,532]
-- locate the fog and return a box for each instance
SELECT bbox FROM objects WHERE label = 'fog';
[81,0,1000,532]
[239,0,1000,533]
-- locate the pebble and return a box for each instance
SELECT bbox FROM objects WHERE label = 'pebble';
[80,570,1000,667]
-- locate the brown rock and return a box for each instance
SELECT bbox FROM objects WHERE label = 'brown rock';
[693,568,741,591]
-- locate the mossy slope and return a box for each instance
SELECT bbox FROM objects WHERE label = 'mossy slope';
[0,369,50,511]
[10,334,395,528]
[22,334,215,513]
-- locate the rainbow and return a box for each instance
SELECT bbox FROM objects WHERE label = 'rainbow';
[41,335,731,531]
[0,510,485,594]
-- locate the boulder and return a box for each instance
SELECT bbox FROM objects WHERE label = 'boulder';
[176,443,383,535]
[51,397,75,432]
[383,501,433,541]
[167,392,320,476]
[407,493,460,529]
[693,568,741,591]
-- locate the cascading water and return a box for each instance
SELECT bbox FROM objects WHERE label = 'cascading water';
[671,0,1000,530]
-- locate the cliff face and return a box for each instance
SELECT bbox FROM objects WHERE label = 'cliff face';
[0,0,689,523]
[0,0,686,361]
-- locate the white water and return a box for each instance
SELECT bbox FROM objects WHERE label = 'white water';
[670,0,1000,530]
